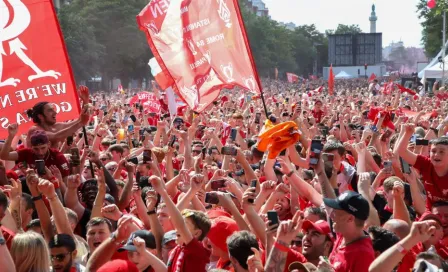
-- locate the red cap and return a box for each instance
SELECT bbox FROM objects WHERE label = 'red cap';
[207,209,232,219]
[207,216,239,253]
[6,171,19,180]
[302,220,334,241]
[97,260,139,272]
[419,211,442,225]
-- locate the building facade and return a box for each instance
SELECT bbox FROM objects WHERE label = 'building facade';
[242,0,269,17]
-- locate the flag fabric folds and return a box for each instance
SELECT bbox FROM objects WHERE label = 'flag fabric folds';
[328,65,335,95]
[137,0,262,112]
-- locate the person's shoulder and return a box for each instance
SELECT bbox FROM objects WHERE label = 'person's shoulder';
[414,154,431,168]
[185,238,210,255]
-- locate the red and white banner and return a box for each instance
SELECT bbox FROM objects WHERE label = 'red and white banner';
[286,73,299,83]
[137,0,262,112]
[128,92,161,113]
[0,0,80,138]
[149,57,174,91]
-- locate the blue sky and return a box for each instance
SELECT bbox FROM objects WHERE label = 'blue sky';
[263,0,425,48]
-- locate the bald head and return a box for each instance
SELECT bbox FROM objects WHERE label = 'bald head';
[383,219,410,239]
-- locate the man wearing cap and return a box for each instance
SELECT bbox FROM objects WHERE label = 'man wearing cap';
[411,212,448,260]
[49,234,85,272]
[1,127,70,182]
[161,230,177,264]
[301,220,334,266]
[322,190,375,271]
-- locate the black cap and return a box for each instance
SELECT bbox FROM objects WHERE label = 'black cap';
[323,191,369,221]
[117,230,156,252]
[48,234,76,252]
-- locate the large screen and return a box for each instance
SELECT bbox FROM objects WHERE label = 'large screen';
[328,33,382,66]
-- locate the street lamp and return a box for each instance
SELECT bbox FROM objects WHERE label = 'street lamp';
[313,43,323,77]
[364,63,368,79]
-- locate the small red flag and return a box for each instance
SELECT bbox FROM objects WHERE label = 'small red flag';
[368,73,377,82]
[396,84,417,95]
[286,73,299,83]
[328,65,335,96]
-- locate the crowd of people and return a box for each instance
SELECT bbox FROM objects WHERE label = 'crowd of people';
[0,77,447,272]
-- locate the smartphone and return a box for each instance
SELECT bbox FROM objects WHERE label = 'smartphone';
[205,192,219,205]
[380,130,393,142]
[410,135,417,143]
[384,161,393,173]
[267,210,279,226]
[143,149,152,164]
[132,139,139,148]
[255,113,261,124]
[321,128,329,138]
[169,135,177,147]
[66,136,74,146]
[127,157,139,165]
[135,172,141,188]
[310,140,323,166]
[230,128,237,142]
[128,124,134,133]
[221,146,237,156]
[35,160,46,176]
[130,115,137,123]
[415,139,429,146]
[390,113,395,122]
[211,179,226,191]
[399,157,411,174]
[70,147,80,166]
[22,161,28,169]
[202,147,206,159]
[248,180,257,204]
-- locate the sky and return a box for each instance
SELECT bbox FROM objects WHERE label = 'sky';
[263,0,424,48]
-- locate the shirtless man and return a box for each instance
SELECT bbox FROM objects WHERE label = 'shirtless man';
[26,86,91,148]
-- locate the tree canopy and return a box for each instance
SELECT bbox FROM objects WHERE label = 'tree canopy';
[417,0,447,57]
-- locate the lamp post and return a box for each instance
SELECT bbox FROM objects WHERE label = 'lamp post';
[364,63,368,79]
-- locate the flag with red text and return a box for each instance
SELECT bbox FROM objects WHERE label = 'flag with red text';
[137,0,262,112]
[0,0,80,138]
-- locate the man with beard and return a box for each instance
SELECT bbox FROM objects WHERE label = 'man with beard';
[0,126,70,183]
[49,233,85,272]
[301,220,334,266]
[26,101,90,148]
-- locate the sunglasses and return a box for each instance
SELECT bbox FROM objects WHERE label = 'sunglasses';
[192,150,202,154]
[291,240,302,247]
[51,252,71,262]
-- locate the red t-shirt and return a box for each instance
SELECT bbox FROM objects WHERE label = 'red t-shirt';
[17,148,70,178]
[1,226,15,249]
[311,109,324,123]
[167,238,210,272]
[412,242,448,260]
[413,155,448,210]
[329,234,375,272]
[396,251,416,272]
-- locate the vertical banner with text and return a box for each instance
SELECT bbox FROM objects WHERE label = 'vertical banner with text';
[137,0,262,112]
[0,0,80,138]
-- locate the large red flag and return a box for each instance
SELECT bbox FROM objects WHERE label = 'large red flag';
[0,0,80,138]
[396,84,417,95]
[328,65,335,95]
[137,0,262,112]
[286,72,299,83]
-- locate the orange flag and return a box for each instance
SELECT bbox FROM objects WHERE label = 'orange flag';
[328,65,335,96]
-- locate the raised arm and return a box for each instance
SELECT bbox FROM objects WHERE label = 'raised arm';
[396,124,418,165]
[0,124,19,162]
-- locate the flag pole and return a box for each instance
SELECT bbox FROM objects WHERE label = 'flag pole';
[443,10,446,85]
[82,126,95,178]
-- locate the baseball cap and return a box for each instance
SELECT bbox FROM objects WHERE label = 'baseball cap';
[302,220,334,242]
[419,211,442,225]
[162,230,177,246]
[97,260,139,272]
[288,262,317,272]
[207,216,239,253]
[323,191,370,221]
[117,230,156,252]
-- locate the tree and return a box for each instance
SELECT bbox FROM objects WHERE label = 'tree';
[58,4,104,82]
[417,0,447,57]
[333,24,363,34]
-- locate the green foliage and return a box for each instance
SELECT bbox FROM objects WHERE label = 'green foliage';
[333,24,363,34]
[57,0,152,87]
[417,0,448,57]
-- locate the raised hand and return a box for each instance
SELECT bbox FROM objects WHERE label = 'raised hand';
[145,190,158,211]
[247,247,263,272]
[25,169,39,195]
[4,178,22,201]
[276,210,304,244]
[49,165,63,182]
[392,180,404,198]
[409,220,437,244]
[101,204,123,221]
[149,176,165,193]
[37,178,56,198]
[67,174,82,189]
[190,174,205,192]
[7,124,18,137]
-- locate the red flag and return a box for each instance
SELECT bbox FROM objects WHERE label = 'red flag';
[149,58,174,91]
[128,92,161,113]
[396,84,417,95]
[428,0,436,9]
[368,73,377,82]
[0,0,80,138]
[382,82,395,95]
[137,0,262,112]
[286,73,299,83]
[328,65,335,95]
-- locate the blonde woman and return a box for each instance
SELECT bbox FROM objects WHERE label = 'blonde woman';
[10,232,51,272]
